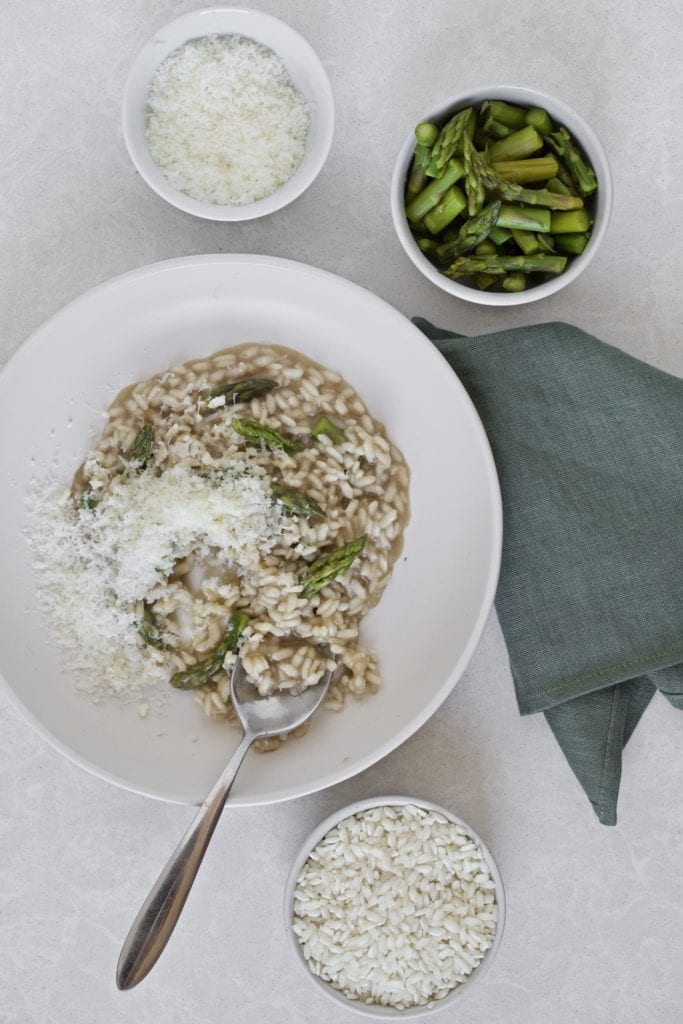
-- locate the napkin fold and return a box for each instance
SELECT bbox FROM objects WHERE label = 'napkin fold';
[415,318,683,825]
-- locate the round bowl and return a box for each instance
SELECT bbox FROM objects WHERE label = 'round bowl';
[391,85,613,306]
[0,254,501,805]
[284,795,506,1018]
[122,8,334,221]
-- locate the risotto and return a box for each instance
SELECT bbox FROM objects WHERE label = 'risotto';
[35,344,409,745]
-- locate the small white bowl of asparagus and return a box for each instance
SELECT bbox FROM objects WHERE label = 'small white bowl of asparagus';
[391,85,612,305]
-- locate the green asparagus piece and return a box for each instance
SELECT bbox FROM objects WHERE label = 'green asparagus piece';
[137,603,166,649]
[78,491,98,511]
[547,127,598,196]
[549,209,592,233]
[475,240,497,256]
[435,201,502,261]
[464,137,583,210]
[426,107,474,177]
[462,136,486,216]
[546,175,574,197]
[488,225,512,245]
[554,232,590,255]
[482,115,514,139]
[487,125,543,161]
[405,159,465,223]
[497,204,551,232]
[170,612,249,690]
[204,377,278,413]
[232,418,302,454]
[503,272,527,292]
[312,415,348,445]
[481,100,527,129]
[272,484,326,518]
[423,185,467,234]
[535,233,556,254]
[445,254,567,278]
[472,272,497,290]
[300,536,367,598]
[510,229,541,255]
[126,424,155,468]
[524,107,553,135]
[417,237,440,255]
[406,122,440,200]
[492,156,559,183]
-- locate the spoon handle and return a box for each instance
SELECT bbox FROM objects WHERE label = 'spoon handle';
[116,731,254,990]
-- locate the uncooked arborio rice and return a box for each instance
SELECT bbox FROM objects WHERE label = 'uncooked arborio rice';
[292,805,499,1009]
[51,343,409,745]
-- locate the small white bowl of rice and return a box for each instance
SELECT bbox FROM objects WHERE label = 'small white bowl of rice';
[284,796,506,1017]
[122,8,334,220]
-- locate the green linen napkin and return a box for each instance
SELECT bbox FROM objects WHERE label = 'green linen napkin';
[415,318,683,825]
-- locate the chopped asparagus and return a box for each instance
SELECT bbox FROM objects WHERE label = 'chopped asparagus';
[406,122,440,199]
[78,491,98,511]
[492,156,559,183]
[405,159,465,223]
[232,418,302,453]
[472,272,497,290]
[546,175,575,197]
[204,377,278,413]
[445,254,567,278]
[169,612,249,690]
[312,415,348,445]
[487,125,544,161]
[435,201,502,261]
[424,185,467,234]
[126,424,154,468]
[524,107,553,135]
[497,204,551,232]
[301,536,367,598]
[503,272,527,292]
[482,115,514,139]
[426,107,474,177]
[463,137,583,210]
[554,232,590,255]
[137,603,165,649]
[272,484,326,518]
[488,225,512,245]
[535,233,556,253]
[481,100,527,129]
[547,127,598,196]
[462,135,486,215]
[510,229,541,255]
[549,209,592,233]
[475,240,497,256]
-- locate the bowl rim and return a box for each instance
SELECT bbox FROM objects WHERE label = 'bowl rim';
[283,794,506,1019]
[121,6,335,222]
[390,84,613,306]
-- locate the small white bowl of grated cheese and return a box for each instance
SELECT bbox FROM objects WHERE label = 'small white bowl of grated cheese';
[122,8,334,220]
[285,796,506,1017]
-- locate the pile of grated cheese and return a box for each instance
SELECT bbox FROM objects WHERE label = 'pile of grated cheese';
[146,34,310,206]
[29,462,282,701]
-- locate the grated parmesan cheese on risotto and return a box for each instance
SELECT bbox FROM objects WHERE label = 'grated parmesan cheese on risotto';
[145,34,310,206]
[28,462,283,701]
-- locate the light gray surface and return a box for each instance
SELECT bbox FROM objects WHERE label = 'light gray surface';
[1,2,681,1022]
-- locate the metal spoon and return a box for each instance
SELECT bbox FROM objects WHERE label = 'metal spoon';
[116,656,334,990]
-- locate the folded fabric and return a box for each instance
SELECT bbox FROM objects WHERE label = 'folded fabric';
[415,318,683,825]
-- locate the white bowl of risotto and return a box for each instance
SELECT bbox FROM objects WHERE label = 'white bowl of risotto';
[285,796,505,1016]
[122,8,334,220]
[0,254,501,805]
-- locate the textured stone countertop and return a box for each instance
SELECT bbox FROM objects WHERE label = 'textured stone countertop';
[1,2,681,1022]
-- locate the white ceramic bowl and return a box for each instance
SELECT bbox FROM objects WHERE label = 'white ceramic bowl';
[284,795,506,1018]
[122,8,334,220]
[391,85,613,306]
[0,255,501,805]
